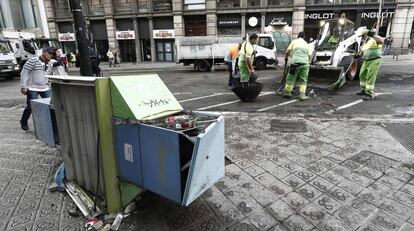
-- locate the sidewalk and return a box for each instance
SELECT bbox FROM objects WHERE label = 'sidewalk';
[1,107,414,230]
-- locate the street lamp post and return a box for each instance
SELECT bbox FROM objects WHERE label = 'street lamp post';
[375,0,383,36]
[69,0,93,76]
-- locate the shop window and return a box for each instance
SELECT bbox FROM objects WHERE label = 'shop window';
[156,41,174,62]
[247,0,260,6]
[268,0,290,6]
[153,0,172,11]
[185,16,206,36]
[217,0,240,8]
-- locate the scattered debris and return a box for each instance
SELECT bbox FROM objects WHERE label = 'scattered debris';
[110,213,124,231]
[67,208,80,217]
[308,89,318,98]
[124,202,136,214]
[103,214,117,224]
[100,224,111,231]
[54,163,66,192]
[48,182,59,192]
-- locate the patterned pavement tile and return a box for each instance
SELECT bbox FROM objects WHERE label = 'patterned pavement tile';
[187,200,215,222]
[6,211,36,230]
[377,175,405,189]
[341,159,364,172]
[369,210,405,231]
[239,180,263,196]
[380,198,413,221]
[257,161,279,172]
[282,174,306,191]
[385,168,413,183]
[295,169,317,182]
[247,209,277,230]
[325,154,347,164]
[0,206,14,221]
[347,197,378,218]
[393,162,414,175]
[227,218,258,231]
[32,215,60,231]
[282,214,314,231]
[320,171,344,185]
[368,182,398,197]
[334,206,364,230]
[296,184,323,202]
[249,187,279,207]
[255,173,279,188]
[400,223,414,231]
[12,200,41,217]
[317,217,350,231]
[336,179,365,196]
[268,180,292,199]
[244,165,266,178]
[346,172,374,187]
[300,203,327,226]
[281,192,310,212]
[307,164,328,175]
[266,199,295,222]
[358,188,384,207]
[185,216,225,231]
[280,161,304,173]
[393,191,414,209]
[215,176,238,192]
[315,195,341,215]
[309,177,335,194]
[223,187,262,216]
[316,158,337,170]
[357,166,383,180]
[400,183,414,196]
[269,167,290,180]
[327,187,354,204]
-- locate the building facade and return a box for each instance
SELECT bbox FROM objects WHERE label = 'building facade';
[41,0,413,62]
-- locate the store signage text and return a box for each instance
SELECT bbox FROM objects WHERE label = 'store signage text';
[305,13,335,20]
[269,17,288,26]
[153,30,175,39]
[58,33,75,42]
[218,20,240,26]
[362,12,394,19]
[116,31,135,40]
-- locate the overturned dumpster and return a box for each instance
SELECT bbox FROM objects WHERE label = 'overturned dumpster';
[111,75,225,206]
[49,74,225,212]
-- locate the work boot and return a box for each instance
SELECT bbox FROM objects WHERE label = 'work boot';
[363,94,374,101]
[299,93,308,101]
[283,90,292,99]
[356,90,366,96]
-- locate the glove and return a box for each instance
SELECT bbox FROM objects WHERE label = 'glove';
[284,57,289,62]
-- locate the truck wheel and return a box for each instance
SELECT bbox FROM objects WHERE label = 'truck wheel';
[346,60,358,81]
[196,60,210,72]
[254,58,266,70]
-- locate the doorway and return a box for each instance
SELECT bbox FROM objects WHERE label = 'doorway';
[156,40,174,62]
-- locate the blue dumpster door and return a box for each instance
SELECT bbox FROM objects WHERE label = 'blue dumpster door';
[182,115,225,206]
[31,98,56,147]
[115,124,143,187]
[139,125,182,203]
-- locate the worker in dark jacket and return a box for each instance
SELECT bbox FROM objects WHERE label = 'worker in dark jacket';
[76,47,101,76]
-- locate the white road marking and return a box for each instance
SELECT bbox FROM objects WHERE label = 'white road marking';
[197,92,274,110]
[257,99,298,112]
[173,92,193,95]
[325,92,392,114]
[178,93,232,103]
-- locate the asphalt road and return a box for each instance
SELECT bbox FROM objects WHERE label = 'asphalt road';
[1,62,413,119]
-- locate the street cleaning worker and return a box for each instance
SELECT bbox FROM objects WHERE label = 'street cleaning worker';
[238,33,258,83]
[355,26,383,100]
[283,31,312,101]
[225,43,242,87]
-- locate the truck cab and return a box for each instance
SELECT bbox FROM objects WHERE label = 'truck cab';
[254,34,278,69]
[0,40,20,80]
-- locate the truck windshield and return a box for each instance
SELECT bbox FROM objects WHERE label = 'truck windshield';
[34,39,61,49]
[317,19,355,51]
[0,41,12,53]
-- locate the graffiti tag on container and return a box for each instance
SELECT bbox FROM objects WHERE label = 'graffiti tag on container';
[141,98,171,108]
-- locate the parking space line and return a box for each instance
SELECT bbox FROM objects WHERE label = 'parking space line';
[257,99,298,112]
[197,92,274,110]
[178,93,232,103]
[326,92,392,114]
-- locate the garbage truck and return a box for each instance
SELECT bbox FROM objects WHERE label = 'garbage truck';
[176,34,277,72]
[308,16,364,90]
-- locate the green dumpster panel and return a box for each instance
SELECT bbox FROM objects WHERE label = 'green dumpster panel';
[110,75,183,120]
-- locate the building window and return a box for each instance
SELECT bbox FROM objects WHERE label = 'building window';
[184,0,206,10]
[0,0,38,29]
[247,0,260,6]
[153,0,172,11]
[217,0,240,8]
[88,0,102,6]
[185,15,206,36]
[268,0,290,5]
[138,0,148,12]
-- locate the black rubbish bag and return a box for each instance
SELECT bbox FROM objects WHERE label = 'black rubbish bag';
[230,72,263,102]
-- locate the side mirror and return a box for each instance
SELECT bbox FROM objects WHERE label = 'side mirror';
[269,41,275,50]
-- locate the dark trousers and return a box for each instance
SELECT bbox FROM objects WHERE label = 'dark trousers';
[20,90,51,126]
[226,62,234,85]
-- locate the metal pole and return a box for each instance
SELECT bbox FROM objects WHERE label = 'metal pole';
[69,0,93,76]
[375,0,383,35]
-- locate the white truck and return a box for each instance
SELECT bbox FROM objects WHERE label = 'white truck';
[176,34,277,72]
[0,31,61,70]
[0,39,20,80]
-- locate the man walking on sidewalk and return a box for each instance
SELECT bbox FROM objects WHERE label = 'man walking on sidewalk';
[107,49,114,68]
[383,34,393,55]
[19,47,56,131]
[283,31,311,101]
[355,27,383,101]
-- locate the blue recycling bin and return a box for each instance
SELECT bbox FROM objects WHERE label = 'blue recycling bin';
[31,98,59,147]
[111,75,225,206]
